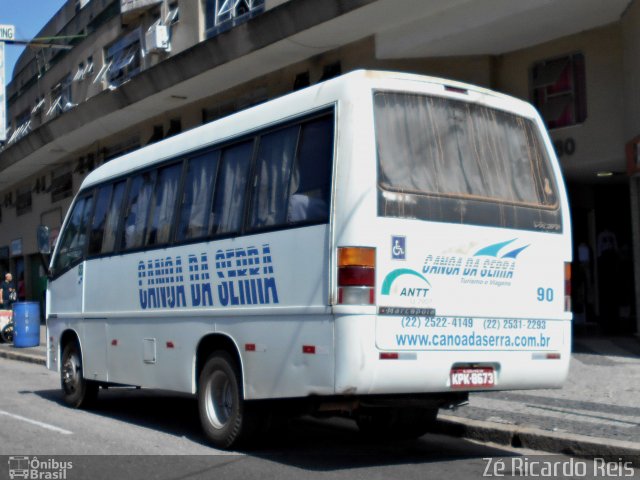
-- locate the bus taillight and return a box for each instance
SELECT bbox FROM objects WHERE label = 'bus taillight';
[337,247,375,305]
[564,262,572,312]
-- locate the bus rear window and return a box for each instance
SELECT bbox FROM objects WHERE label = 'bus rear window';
[374,92,562,232]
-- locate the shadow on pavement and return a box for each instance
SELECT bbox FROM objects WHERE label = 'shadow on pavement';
[31,387,519,470]
[572,336,640,359]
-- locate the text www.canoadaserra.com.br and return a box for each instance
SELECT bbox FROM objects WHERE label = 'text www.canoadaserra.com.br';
[395,332,551,348]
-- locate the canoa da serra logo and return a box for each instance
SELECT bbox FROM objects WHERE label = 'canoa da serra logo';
[382,239,529,295]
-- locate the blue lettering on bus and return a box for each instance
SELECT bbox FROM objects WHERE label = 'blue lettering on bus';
[421,240,526,282]
[138,256,187,309]
[189,253,214,307]
[215,244,278,306]
[138,244,279,310]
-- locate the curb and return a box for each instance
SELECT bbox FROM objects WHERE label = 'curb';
[436,414,640,466]
[0,347,46,366]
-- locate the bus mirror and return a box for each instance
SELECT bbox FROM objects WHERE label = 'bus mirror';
[37,225,51,255]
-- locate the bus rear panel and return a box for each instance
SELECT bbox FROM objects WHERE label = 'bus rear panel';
[331,75,571,398]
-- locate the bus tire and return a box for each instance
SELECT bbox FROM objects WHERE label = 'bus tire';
[198,351,258,449]
[60,341,98,408]
[356,406,437,439]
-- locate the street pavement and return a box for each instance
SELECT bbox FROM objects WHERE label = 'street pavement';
[1,325,639,464]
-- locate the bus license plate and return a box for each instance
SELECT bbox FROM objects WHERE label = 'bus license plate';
[450,367,495,388]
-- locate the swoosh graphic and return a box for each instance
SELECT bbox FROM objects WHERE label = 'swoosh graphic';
[501,245,530,259]
[381,269,431,295]
[474,239,517,257]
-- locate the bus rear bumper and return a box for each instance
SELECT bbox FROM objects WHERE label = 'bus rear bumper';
[333,314,571,396]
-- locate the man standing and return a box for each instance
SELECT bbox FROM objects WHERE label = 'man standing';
[1,273,16,310]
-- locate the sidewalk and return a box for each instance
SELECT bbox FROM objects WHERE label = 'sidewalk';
[0,323,47,365]
[1,326,639,462]
[439,335,640,463]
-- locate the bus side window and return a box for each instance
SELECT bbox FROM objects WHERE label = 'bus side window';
[248,125,299,230]
[210,141,253,236]
[146,162,182,246]
[286,115,334,224]
[88,184,113,256]
[53,194,94,274]
[177,151,219,241]
[121,171,156,250]
[101,181,126,254]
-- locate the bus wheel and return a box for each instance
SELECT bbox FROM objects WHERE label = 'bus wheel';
[355,407,437,439]
[198,352,257,449]
[60,342,98,408]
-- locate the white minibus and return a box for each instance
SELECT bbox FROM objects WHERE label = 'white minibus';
[44,70,572,448]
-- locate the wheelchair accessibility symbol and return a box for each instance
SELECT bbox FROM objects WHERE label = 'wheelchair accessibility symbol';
[391,236,406,260]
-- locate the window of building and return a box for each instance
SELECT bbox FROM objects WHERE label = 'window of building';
[73,62,85,82]
[75,155,95,175]
[205,0,265,38]
[8,109,32,145]
[34,176,48,194]
[166,118,182,137]
[98,29,143,88]
[16,185,32,216]
[320,62,342,81]
[31,96,45,119]
[75,0,91,12]
[103,136,140,161]
[202,100,237,124]
[51,165,73,203]
[46,75,74,118]
[72,57,94,82]
[86,56,94,77]
[293,71,310,91]
[3,192,13,209]
[147,125,164,144]
[166,2,179,24]
[31,97,45,117]
[531,53,587,129]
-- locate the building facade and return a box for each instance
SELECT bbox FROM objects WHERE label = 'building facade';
[1,0,639,335]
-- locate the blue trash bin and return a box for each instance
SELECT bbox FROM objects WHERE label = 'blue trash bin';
[13,302,40,348]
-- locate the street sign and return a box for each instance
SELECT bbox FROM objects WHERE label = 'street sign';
[0,41,5,142]
[0,25,15,41]
[0,25,12,143]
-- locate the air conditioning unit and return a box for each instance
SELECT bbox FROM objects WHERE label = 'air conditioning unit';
[145,24,170,54]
